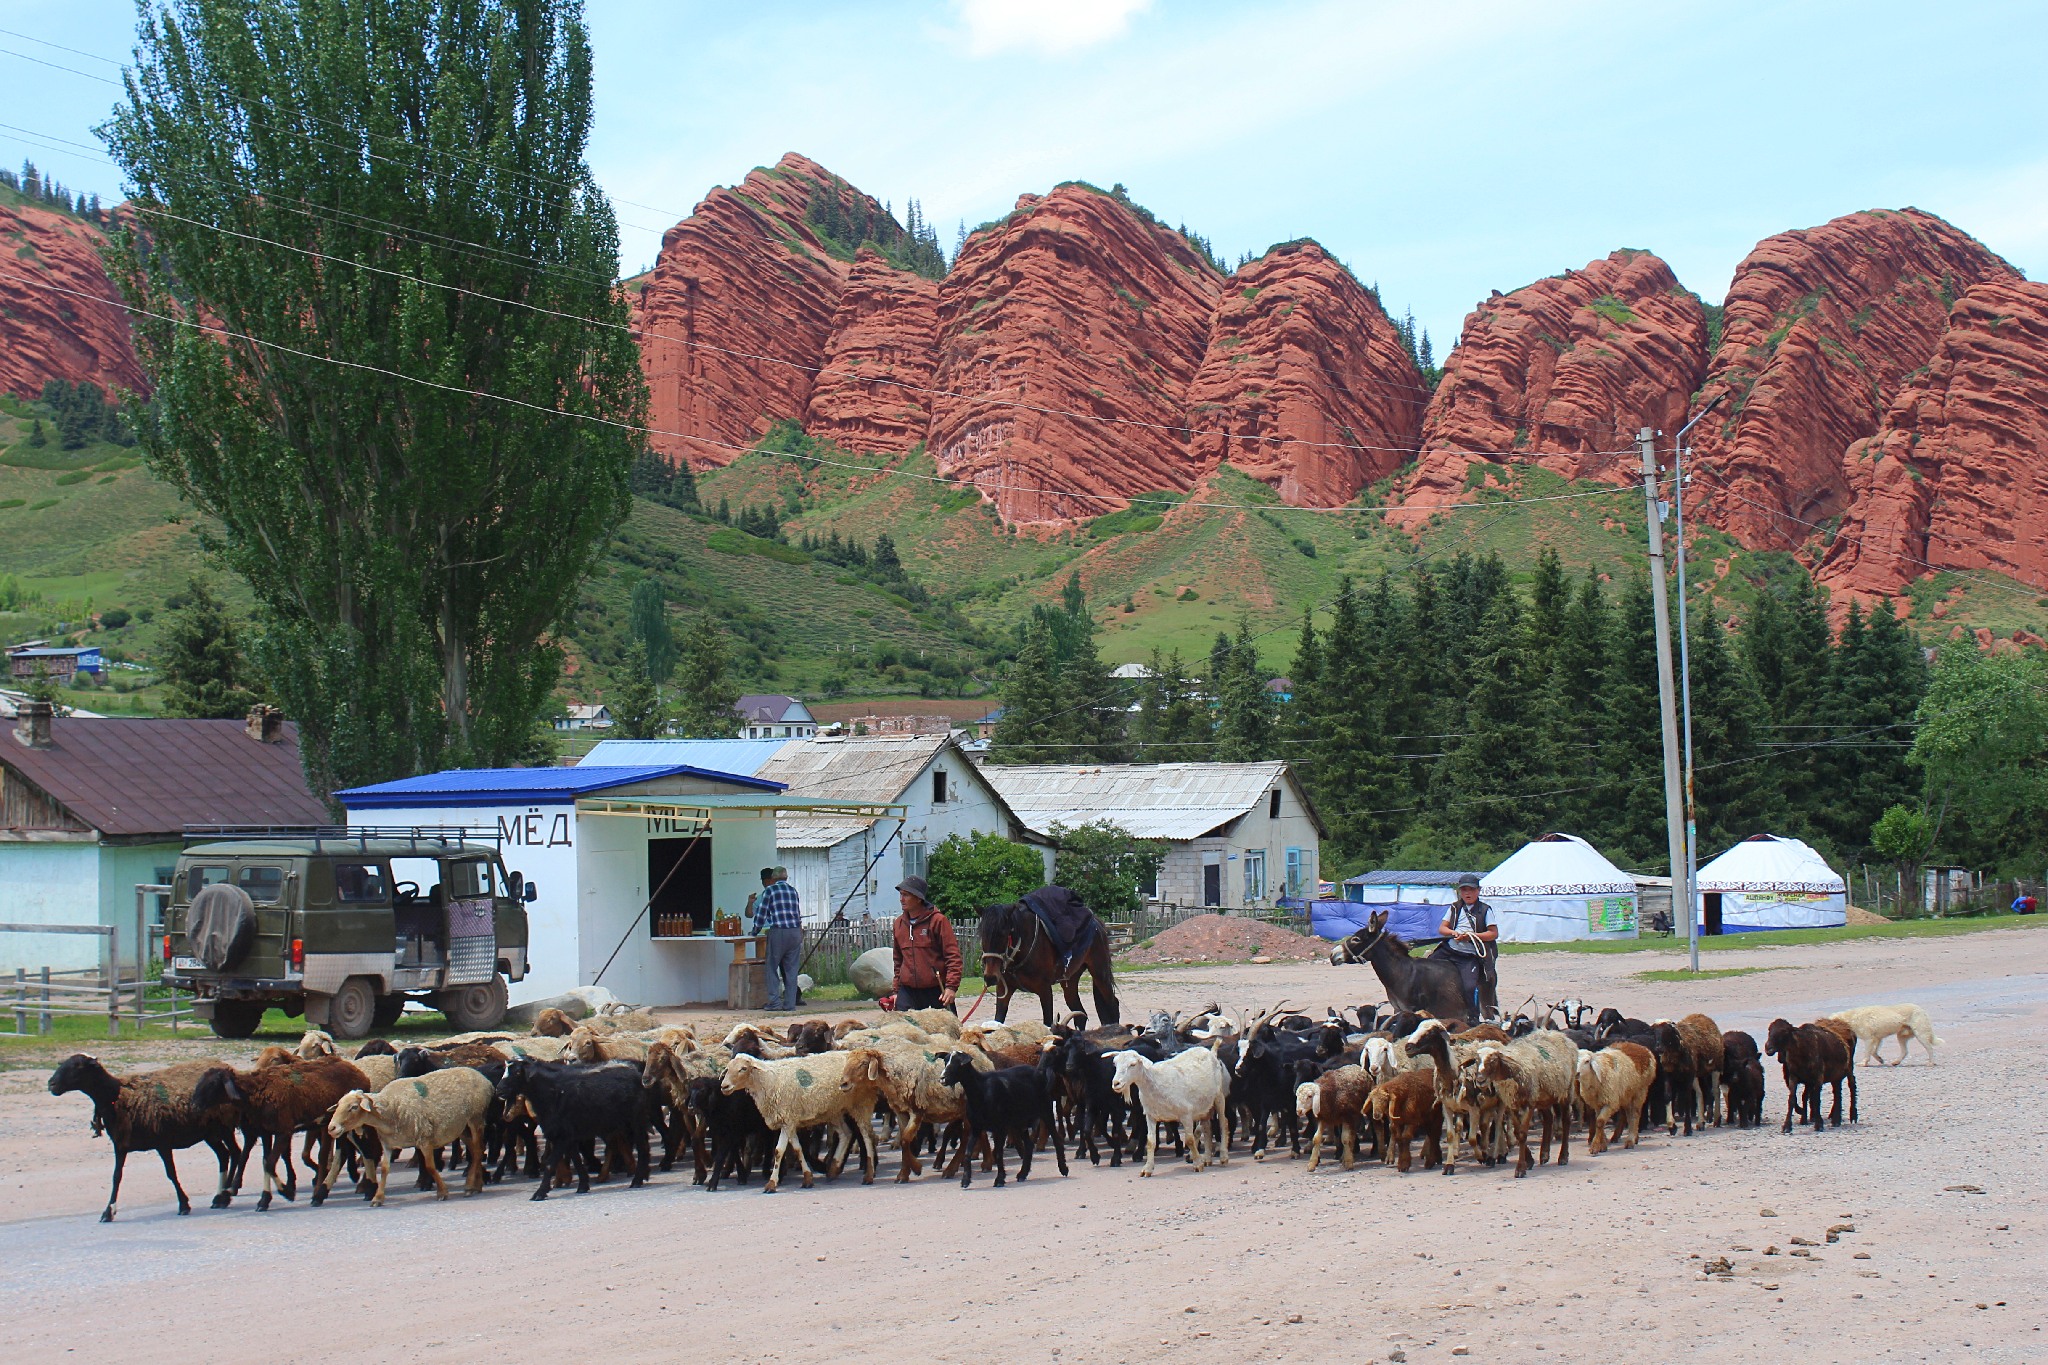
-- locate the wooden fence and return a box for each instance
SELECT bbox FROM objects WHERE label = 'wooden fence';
[0,885,189,1037]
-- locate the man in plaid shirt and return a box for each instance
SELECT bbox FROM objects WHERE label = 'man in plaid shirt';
[755,866,804,1010]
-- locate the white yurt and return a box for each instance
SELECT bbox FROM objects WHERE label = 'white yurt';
[1481,833,1640,942]
[1693,834,1847,933]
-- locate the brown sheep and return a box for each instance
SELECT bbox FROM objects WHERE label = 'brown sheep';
[1671,1013,1725,1125]
[1367,1068,1442,1173]
[531,1007,578,1037]
[192,1055,371,1208]
[1478,1031,1579,1177]
[1306,1065,1375,1171]
[1577,1042,1655,1154]
[1809,1017,1860,1122]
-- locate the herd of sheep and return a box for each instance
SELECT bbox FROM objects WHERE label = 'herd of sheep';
[43,997,1941,1221]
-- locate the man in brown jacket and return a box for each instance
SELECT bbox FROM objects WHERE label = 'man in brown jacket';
[891,876,962,1012]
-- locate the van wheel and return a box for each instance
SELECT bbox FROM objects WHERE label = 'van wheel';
[442,975,508,1031]
[371,994,406,1030]
[326,978,378,1040]
[208,999,265,1039]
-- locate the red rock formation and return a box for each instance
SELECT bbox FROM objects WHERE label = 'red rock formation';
[804,248,940,454]
[927,184,1223,524]
[1817,278,2048,601]
[1184,239,1426,507]
[636,153,903,468]
[1394,250,1706,523]
[1688,209,2018,549]
[0,202,145,400]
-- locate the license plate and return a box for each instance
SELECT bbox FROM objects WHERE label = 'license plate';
[172,957,199,971]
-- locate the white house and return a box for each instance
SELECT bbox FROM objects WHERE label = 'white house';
[553,703,612,732]
[0,705,328,972]
[578,734,1032,923]
[1482,833,1640,943]
[1694,834,1847,933]
[734,694,817,740]
[981,761,1325,909]
[337,759,893,1006]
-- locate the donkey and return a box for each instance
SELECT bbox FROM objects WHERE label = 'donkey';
[979,898,1121,1028]
[1327,911,1474,1026]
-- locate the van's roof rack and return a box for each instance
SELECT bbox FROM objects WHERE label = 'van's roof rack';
[181,824,505,854]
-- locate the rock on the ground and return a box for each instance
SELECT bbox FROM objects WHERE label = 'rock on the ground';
[503,984,622,1026]
[849,946,895,997]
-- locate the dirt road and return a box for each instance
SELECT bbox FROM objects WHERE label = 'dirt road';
[2,927,2043,1363]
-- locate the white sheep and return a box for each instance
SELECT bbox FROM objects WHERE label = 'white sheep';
[493,1036,571,1063]
[1110,1047,1231,1176]
[295,1029,338,1058]
[1576,1042,1655,1154]
[855,1037,996,1182]
[325,1069,494,1205]
[720,1051,883,1193]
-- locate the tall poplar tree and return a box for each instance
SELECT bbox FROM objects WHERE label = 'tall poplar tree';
[102,0,646,798]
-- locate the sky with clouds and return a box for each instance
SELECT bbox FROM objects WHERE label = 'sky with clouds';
[3,0,2043,348]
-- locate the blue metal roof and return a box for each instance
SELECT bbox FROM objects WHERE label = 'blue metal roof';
[1343,869,1479,887]
[337,763,784,809]
[577,738,791,775]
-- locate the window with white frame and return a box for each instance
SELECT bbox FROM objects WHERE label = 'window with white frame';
[1244,849,1266,902]
[901,841,927,882]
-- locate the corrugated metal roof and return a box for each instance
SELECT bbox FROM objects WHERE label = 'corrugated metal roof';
[1,717,328,837]
[756,733,952,805]
[982,761,1293,841]
[734,694,814,724]
[577,738,792,774]
[777,817,872,850]
[338,763,784,808]
[1345,869,1479,887]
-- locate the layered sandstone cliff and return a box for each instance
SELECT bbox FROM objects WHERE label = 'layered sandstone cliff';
[926,184,1224,524]
[1185,239,1426,507]
[1687,209,2018,548]
[1817,278,2048,600]
[0,202,145,400]
[803,248,940,454]
[1396,250,1706,522]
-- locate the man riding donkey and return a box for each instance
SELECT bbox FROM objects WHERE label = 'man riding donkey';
[1434,873,1499,1022]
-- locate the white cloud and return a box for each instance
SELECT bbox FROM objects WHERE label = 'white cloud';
[953,0,1154,57]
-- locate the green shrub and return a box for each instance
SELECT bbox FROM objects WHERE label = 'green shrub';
[927,831,1046,916]
[0,498,24,510]
[28,498,57,511]
[1049,821,1164,919]
[54,470,89,486]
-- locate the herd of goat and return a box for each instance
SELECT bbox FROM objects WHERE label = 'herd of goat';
[44,996,1938,1221]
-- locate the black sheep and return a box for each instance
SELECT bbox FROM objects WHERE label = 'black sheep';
[1650,1023,1700,1136]
[48,1055,242,1222]
[939,1051,1067,1189]
[685,1075,773,1191]
[1765,1020,1851,1134]
[1720,1031,1766,1129]
[494,1059,652,1200]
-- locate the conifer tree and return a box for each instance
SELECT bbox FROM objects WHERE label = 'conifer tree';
[1428,593,1556,854]
[1132,648,1207,761]
[670,615,739,738]
[627,578,676,684]
[609,639,669,739]
[1684,608,1779,852]
[158,579,261,719]
[1211,620,1275,763]
[1596,573,1670,867]
[1815,600,1927,855]
[990,622,1068,761]
[1547,573,1613,836]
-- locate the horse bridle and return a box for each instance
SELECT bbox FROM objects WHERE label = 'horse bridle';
[1341,923,1389,964]
[984,907,1043,978]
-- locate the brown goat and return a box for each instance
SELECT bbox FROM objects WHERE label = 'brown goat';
[1306,1065,1375,1171]
[1368,1069,1443,1173]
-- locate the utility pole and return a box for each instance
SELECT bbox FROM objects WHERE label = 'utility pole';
[1668,394,1724,973]
[1639,427,1693,966]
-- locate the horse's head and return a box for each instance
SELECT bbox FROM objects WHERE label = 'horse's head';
[1328,910,1391,965]
[978,901,1022,977]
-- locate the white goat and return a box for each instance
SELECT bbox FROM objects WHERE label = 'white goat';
[1110,1047,1231,1176]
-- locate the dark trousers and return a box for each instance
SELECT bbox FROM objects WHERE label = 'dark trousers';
[1450,951,1497,1018]
[765,924,802,1010]
[894,985,953,1013]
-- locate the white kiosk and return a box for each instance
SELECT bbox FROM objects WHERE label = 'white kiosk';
[338,763,896,1006]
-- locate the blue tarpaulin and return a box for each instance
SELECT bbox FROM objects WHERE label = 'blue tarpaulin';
[1311,899,1447,942]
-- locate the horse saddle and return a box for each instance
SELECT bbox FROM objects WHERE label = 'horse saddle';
[1021,886,1096,973]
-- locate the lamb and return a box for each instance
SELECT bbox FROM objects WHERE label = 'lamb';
[1764,1019,1852,1134]
[641,1040,737,1180]
[720,1050,883,1192]
[1304,1065,1374,1172]
[494,1059,653,1200]
[1649,1022,1703,1136]
[938,1050,1067,1188]
[1477,1031,1579,1177]
[1827,1004,1939,1066]
[492,1036,571,1063]
[1575,1043,1655,1154]
[783,1019,836,1055]
[1110,1046,1231,1176]
[47,1055,241,1222]
[1046,1034,1134,1169]
[1720,1031,1766,1129]
[684,1074,773,1190]
[354,1038,398,1057]
[1674,1013,1725,1125]
[192,1055,370,1209]
[1366,1068,1442,1173]
[325,1068,494,1204]
[722,1023,795,1059]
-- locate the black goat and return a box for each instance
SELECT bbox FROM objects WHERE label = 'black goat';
[494,1059,651,1200]
[1048,1035,1131,1167]
[48,1055,241,1222]
[939,1051,1067,1189]
[1235,1026,1319,1159]
[1593,1008,1654,1040]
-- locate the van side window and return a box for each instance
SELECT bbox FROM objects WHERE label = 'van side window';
[236,866,286,903]
[333,863,389,903]
[445,860,496,898]
[185,865,229,898]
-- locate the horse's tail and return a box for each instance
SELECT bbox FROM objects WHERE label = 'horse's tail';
[1090,928,1120,1027]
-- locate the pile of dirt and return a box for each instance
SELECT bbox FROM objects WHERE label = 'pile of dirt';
[1844,905,1892,926]
[1123,914,1326,965]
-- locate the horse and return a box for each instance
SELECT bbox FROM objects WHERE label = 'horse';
[978,899,1121,1028]
[1326,910,1474,1026]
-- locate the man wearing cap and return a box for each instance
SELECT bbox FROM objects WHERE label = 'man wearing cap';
[891,876,962,1013]
[1438,874,1499,1021]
